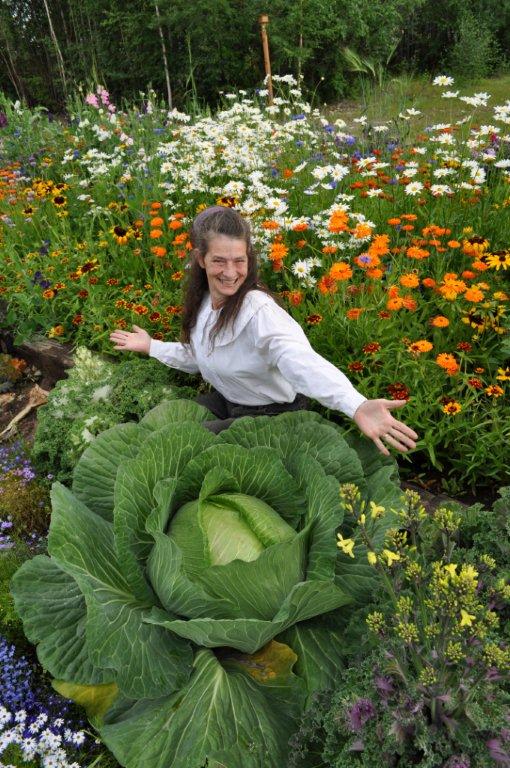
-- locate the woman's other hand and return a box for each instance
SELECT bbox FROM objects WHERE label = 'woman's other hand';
[353,399,418,456]
[109,325,151,354]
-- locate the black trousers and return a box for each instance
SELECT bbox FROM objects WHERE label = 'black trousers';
[196,389,309,434]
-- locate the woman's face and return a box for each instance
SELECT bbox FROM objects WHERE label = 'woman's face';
[197,234,249,309]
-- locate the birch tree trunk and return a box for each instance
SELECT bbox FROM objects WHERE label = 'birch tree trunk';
[154,0,173,109]
[41,0,68,98]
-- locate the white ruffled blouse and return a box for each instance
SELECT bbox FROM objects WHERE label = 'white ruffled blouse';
[149,290,367,419]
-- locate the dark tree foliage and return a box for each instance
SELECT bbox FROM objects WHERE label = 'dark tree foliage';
[0,0,508,110]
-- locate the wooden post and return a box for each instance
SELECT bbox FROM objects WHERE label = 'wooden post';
[258,14,273,105]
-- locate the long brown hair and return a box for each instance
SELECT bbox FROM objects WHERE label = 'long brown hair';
[181,206,272,345]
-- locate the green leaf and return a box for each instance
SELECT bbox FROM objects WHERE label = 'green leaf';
[48,483,193,699]
[97,645,305,768]
[146,580,351,653]
[335,548,381,603]
[72,422,140,521]
[138,399,213,433]
[10,555,109,684]
[113,423,217,594]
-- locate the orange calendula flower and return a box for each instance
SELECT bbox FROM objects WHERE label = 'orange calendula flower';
[406,246,430,260]
[328,209,349,233]
[322,245,338,254]
[168,220,183,230]
[261,220,280,230]
[150,217,164,227]
[367,267,384,279]
[431,315,449,328]
[329,262,353,281]
[408,340,433,354]
[447,240,461,248]
[368,234,390,257]
[292,221,308,231]
[399,273,420,289]
[150,229,163,239]
[269,241,288,262]
[402,297,417,311]
[151,246,167,258]
[387,217,401,226]
[485,385,504,397]
[353,222,373,239]
[287,290,303,306]
[464,287,484,303]
[443,401,462,415]
[421,277,436,288]
[436,353,459,374]
[318,275,337,295]
[346,308,364,320]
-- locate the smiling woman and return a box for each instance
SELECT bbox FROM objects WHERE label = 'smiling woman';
[110,206,418,453]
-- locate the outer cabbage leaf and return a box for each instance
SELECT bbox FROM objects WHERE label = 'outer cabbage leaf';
[95,643,305,768]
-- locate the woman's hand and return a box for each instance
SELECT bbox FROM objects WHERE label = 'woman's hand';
[109,325,151,355]
[353,399,418,456]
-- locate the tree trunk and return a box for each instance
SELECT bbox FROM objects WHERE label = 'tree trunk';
[41,0,68,99]
[154,0,172,108]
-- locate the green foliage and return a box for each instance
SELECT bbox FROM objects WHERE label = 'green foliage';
[289,487,510,767]
[448,11,500,81]
[32,348,199,483]
[0,475,50,539]
[12,403,401,768]
[0,543,32,645]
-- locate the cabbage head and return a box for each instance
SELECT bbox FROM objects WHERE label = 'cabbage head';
[12,401,401,768]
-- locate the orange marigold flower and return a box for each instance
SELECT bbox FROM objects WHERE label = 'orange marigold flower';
[134,304,148,315]
[442,401,462,415]
[261,219,280,230]
[318,275,338,294]
[363,342,381,354]
[387,217,401,226]
[422,277,436,288]
[150,202,162,210]
[287,290,303,306]
[402,297,417,311]
[283,168,294,179]
[401,213,417,221]
[292,222,308,231]
[173,233,188,245]
[406,246,430,260]
[462,270,476,280]
[464,287,484,302]
[346,308,364,320]
[408,340,433,354]
[151,246,167,258]
[42,289,55,299]
[368,234,390,257]
[168,220,183,230]
[475,367,485,373]
[401,224,415,232]
[353,222,373,239]
[328,209,349,233]
[322,245,338,254]
[485,385,504,398]
[150,217,164,227]
[366,267,384,279]
[472,260,489,271]
[387,297,404,311]
[436,353,459,374]
[269,242,289,261]
[329,262,353,281]
[447,240,461,248]
[399,273,420,288]
[150,229,163,239]
[296,239,307,248]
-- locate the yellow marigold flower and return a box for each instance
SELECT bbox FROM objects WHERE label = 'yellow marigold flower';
[367,551,377,566]
[381,549,400,567]
[485,385,504,397]
[408,339,433,354]
[369,501,385,519]
[337,533,355,558]
[442,401,462,415]
[460,609,476,627]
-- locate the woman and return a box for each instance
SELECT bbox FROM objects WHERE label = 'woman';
[110,206,418,454]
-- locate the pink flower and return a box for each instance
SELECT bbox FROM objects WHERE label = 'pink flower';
[85,93,99,108]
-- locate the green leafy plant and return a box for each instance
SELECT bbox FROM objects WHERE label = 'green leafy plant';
[289,486,510,767]
[12,402,401,768]
[32,347,198,482]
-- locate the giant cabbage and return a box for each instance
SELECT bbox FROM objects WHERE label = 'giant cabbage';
[12,401,401,768]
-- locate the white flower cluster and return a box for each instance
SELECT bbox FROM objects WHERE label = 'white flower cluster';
[0,707,86,768]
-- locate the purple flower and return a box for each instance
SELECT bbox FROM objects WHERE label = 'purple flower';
[347,698,376,732]
[0,112,7,128]
[487,738,510,766]
[443,756,471,768]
